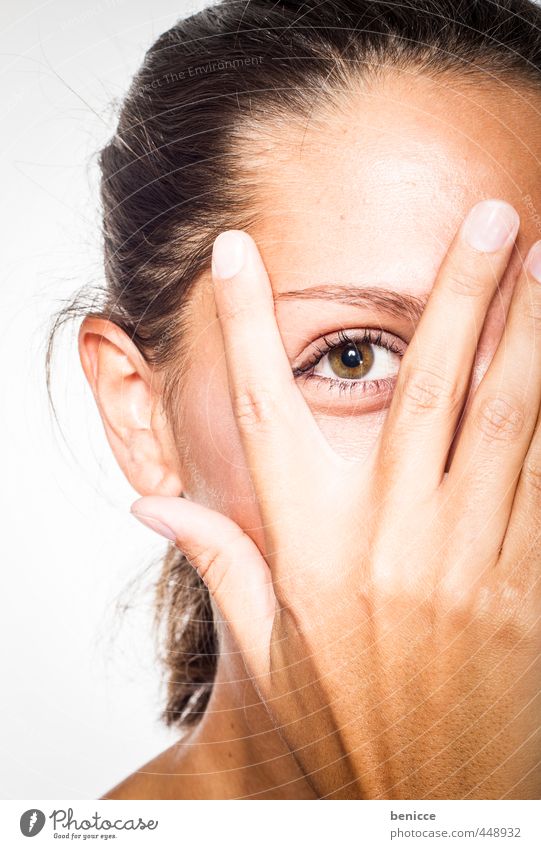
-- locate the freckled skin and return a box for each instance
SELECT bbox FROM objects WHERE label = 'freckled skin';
[103,71,541,799]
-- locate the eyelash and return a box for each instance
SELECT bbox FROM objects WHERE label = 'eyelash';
[292,328,406,397]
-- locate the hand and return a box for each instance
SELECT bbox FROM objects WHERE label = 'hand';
[131,199,541,799]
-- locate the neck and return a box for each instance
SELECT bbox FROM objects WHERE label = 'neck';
[166,624,317,799]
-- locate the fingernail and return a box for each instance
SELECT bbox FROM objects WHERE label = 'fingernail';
[212,230,246,279]
[131,510,177,541]
[526,240,541,282]
[462,200,519,253]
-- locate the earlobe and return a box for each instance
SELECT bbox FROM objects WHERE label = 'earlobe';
[78,317,183,497]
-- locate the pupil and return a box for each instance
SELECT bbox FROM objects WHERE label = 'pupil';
[341,343,361,368]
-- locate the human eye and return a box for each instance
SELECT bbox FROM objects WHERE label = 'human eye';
[292,328,406,399]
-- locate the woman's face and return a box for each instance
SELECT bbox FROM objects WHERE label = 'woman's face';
[177,71,541,543]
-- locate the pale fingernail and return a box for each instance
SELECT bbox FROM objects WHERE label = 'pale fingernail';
[526,240,541,282]
[212,230,246,279]
[462,200,519,253]
[131,510,177,541]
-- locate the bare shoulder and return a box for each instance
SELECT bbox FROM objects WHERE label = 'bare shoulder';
[101,742,189,800]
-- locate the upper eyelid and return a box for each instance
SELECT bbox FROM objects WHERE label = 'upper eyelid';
[291,327,407,375]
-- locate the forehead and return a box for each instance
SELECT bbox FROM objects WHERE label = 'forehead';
[245,70,541,293]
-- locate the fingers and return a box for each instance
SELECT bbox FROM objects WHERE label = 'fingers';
[211,230,337,543]
[375,199,520,498]
[130,495,275,676]
[502,402,541,581]
[447,240,541,562]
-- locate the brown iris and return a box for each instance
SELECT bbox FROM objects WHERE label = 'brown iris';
[328,341,374,379]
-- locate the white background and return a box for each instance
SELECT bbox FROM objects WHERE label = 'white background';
[0,0,214,799]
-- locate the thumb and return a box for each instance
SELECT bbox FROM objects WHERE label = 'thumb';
[130,495,275,674]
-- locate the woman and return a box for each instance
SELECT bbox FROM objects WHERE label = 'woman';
[49,0,541,798]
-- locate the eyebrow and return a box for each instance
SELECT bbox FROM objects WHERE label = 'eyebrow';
[274,284,429,323]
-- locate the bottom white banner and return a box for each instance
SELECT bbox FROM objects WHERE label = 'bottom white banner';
[1,799,539,848]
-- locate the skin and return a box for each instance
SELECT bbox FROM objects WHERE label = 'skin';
[79,70,541,799]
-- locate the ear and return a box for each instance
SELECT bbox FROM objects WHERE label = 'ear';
[78,317,183,497]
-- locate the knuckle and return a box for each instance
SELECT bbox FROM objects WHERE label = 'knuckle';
[474,394,525,442]
[398,366,460,415]
[217,299,253,324]
[524,296,541,328]
[186,543,222,584]
[188,526,251,597]
[232,386,278,431]
[522,458,541,495]
[187,543,229,598]
[445,266,486,298]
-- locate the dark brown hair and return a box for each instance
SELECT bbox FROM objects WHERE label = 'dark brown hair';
[46,0,541,729]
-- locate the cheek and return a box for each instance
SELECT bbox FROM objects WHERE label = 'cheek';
[312,408,388,463]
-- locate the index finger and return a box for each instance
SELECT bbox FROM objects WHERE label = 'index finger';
[211,230,337,536]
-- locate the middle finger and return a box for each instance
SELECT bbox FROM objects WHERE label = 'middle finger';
[374,199,520,498]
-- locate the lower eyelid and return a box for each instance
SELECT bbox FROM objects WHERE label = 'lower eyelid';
[293,366,400,417]
[296,373,398,398]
